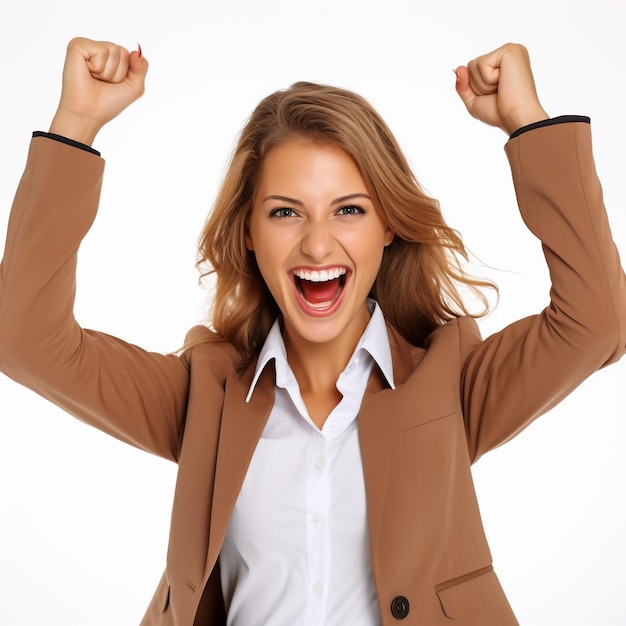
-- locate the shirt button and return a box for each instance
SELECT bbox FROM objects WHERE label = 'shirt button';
[329,422,337,432]
[311,581,323,595]
[309,514,322,529]
[312,457,325,471]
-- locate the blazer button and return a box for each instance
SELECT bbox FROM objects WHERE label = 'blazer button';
[391,596,410,620]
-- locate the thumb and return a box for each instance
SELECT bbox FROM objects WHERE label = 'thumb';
[126,46,149,94]
[454,65,475,112]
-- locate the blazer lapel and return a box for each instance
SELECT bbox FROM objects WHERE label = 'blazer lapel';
[205,324,422,575]
[359,379,396,563]
[206,362,275,571]
[359,324,423,558]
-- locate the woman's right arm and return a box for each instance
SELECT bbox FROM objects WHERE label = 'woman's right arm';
[0,39,191,462]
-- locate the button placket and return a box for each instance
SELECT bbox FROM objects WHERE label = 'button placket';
[303,435,330,623]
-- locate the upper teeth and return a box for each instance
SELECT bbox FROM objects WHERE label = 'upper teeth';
[294,268,346,282]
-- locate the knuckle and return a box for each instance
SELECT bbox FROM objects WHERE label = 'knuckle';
[67,36,84,52]
[509,42,529,57]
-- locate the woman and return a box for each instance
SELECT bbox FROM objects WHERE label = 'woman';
[0,38,624,625]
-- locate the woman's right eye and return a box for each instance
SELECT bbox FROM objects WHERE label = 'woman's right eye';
[270,207,297,218]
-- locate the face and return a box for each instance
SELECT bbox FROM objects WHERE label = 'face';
[246,137,394,353]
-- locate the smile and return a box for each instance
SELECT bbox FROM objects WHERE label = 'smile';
[291,266,348,314]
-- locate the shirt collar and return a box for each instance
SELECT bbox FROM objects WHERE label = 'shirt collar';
[245,299,395,403]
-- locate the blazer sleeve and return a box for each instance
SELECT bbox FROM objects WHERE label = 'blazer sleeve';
[460,120,626,463]
[0,136,191,462]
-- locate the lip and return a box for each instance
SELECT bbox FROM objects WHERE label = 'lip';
[289,265,351,318]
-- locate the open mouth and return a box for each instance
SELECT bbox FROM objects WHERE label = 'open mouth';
[292,267,348,310]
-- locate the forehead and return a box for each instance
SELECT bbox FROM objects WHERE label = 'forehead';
[257,138,367,195]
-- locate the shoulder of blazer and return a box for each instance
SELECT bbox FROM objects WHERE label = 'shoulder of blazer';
[181,317,486,394]
[181,325,245,382]
[385,316,483,386]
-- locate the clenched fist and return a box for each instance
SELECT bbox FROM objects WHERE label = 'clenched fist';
[455,43,549,134]
[49,37,148,145]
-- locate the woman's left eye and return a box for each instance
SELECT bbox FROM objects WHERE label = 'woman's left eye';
[337,205,365,216]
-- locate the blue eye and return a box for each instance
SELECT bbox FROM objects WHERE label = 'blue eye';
[338,205,365,215]
[270,207,297,218]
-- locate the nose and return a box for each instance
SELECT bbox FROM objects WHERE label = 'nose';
[300,222,334,261]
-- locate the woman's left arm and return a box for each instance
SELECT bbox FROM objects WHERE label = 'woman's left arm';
[454,44,626,462]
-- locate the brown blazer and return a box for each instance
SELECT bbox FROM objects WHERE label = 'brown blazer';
[1,121,625,626]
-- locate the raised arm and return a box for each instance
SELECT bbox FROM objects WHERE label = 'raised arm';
[452,45,626,461]
[0,39,191,462]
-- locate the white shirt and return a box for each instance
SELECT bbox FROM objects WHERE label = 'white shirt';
[219,302,395,626]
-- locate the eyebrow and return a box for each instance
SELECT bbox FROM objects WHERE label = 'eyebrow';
[262,193,372,205]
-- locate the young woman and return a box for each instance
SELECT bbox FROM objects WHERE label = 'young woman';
[0,38,624,625]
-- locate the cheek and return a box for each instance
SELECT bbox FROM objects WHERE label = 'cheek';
[359,238,387,284]
[351,229,388,264]
[251,242,281,287]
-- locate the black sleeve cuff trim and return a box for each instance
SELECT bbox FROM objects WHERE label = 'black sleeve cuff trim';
[32,131,101,157]
[509,115,591,140]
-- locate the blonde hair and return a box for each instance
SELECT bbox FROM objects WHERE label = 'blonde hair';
[196,82,495,360]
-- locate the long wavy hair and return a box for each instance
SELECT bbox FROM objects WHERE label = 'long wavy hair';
[195,81,495,360]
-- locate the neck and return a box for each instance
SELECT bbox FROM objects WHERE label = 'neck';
[284,331,357,429]
[282,312,370,395]
[280,306,372,428]
[284,336,349,395]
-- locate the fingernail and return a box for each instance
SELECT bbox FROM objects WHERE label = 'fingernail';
[452,68,460,83]
[138,43,142,59]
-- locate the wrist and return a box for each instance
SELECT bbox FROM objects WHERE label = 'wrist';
[503,104,549,135]
[49,110,102,147]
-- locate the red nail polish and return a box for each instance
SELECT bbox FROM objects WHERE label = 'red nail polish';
[138,43,142,59]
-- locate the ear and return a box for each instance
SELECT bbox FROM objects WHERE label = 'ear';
[384,227,394,247]
[244,217,255,251]
[245,231,254,251]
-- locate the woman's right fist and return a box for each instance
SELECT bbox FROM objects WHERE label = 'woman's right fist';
[49,37,148,146]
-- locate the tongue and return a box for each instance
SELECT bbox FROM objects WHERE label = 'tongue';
[300,277,341,304]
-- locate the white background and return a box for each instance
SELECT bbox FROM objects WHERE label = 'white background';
[0,1,625,624]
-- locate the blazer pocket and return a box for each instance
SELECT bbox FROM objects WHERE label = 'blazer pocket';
[435,565,497,619]
[400,407,458,432]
